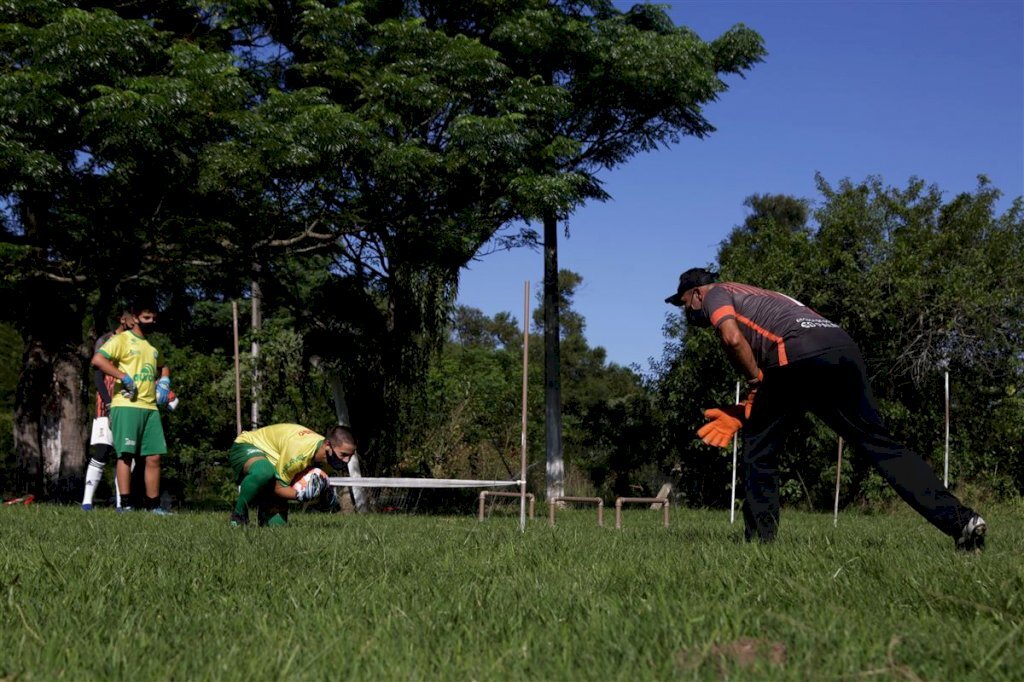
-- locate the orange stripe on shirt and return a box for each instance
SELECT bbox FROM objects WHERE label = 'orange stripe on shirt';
[711,305,789,364]
[734,312,789,366]
[710,305,736,327]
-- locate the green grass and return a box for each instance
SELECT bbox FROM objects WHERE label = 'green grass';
[1,503,1021,681]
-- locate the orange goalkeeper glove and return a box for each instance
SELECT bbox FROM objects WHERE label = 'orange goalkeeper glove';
[696,406,745,448]
[741,370,764,419]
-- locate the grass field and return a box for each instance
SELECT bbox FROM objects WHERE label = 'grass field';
[1,501,1021,681]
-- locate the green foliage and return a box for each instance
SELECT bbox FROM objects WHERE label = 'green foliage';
[243,317,337,430]
[401,270,658,499]
[0,322,20,409]
[2,506,1022,679]
[1,0,766,496]
[656,176,1024,507]
[413,342,530,479]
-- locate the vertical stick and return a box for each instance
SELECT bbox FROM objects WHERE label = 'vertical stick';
[232,301,242,436]
[833,436,844,527]
[250,277,262,429]
[944,370,950,488]
[520,281,530,532]
[730,380,740,524]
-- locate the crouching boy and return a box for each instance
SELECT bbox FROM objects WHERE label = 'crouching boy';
[229,424,356,526]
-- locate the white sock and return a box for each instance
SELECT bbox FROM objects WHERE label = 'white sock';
[82,459,105,505]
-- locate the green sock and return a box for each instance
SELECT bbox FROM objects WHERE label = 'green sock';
[235,459,276,516]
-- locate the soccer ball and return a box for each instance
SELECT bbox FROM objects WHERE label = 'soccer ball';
[292,467,329,500]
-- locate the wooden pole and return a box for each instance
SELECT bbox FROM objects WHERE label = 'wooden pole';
[833,437,844,527]
[250,276,262,429]
[232,301,242,436]
[944,370,950,488]
[730,380,740,524]
[520,281,530,532]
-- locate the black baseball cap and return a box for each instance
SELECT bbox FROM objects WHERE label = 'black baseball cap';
[664,267,719,306]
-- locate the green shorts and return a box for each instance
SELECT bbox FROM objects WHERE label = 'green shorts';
[229,442,268,483]
[110,406,166,457]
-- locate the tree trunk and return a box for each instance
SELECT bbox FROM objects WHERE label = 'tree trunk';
[54,351,86,494]
[312,355,367,512]
[13,331,87,500]
[13,339,45,495]
[543,212,564,502]
[10,198,88,500]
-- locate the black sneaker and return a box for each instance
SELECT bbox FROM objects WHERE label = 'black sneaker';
[956,514,986,552]
[230,512,249,527]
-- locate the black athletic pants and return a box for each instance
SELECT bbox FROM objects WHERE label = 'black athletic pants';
[741,345,974,542]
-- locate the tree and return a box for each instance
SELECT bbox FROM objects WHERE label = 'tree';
[461,1,766,501]
[532,270,650,497]
[200,3,591,471]
[655,176,1024,507]
[0,2,247,497]
[1,1,765,498]
[717,194,815,296]
[811,175,1024,494]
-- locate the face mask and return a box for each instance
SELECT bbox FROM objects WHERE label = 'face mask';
[326,442,354,471]
[685,305,710,328]
[136,321,157,335]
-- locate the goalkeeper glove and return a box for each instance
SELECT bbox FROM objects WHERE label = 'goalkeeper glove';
[120,375,137,400]
[156,377,171,406]
[742,370,763,419]
[323,485,340,510]
[696,406,745,448]
[293,468,329,502]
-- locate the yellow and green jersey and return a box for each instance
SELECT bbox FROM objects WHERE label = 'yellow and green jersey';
[234,424,325,485]
[98,330,161,411]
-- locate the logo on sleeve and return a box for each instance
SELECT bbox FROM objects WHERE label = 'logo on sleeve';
[796,317,839,329]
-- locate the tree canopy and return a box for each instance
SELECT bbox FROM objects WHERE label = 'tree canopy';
[0,1,766,496]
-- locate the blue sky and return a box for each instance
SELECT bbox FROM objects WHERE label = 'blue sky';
[456,0,1024,371]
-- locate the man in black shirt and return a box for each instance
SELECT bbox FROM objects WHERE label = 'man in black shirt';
[666,267,986,550]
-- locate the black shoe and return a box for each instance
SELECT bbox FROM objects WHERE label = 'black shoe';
[230,512,249,527]
[956,514,986,552]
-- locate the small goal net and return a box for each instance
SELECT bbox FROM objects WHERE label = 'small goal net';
[328,477,521,515]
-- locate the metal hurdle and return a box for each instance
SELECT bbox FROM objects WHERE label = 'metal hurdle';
[548,496,604,527]
[614,497,670,530]
[478,490,535,521]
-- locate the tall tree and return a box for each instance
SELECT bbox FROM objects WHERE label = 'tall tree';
[206,2,604,469]
[473,1,766,500]
[0,2,246,497]
[533,270,649,497]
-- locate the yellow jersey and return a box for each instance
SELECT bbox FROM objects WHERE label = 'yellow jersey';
[234,424,324,484]
[98,330,160,410]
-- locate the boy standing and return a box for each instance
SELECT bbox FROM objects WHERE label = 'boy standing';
[90,300,174,514]
[81,309,133,510]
